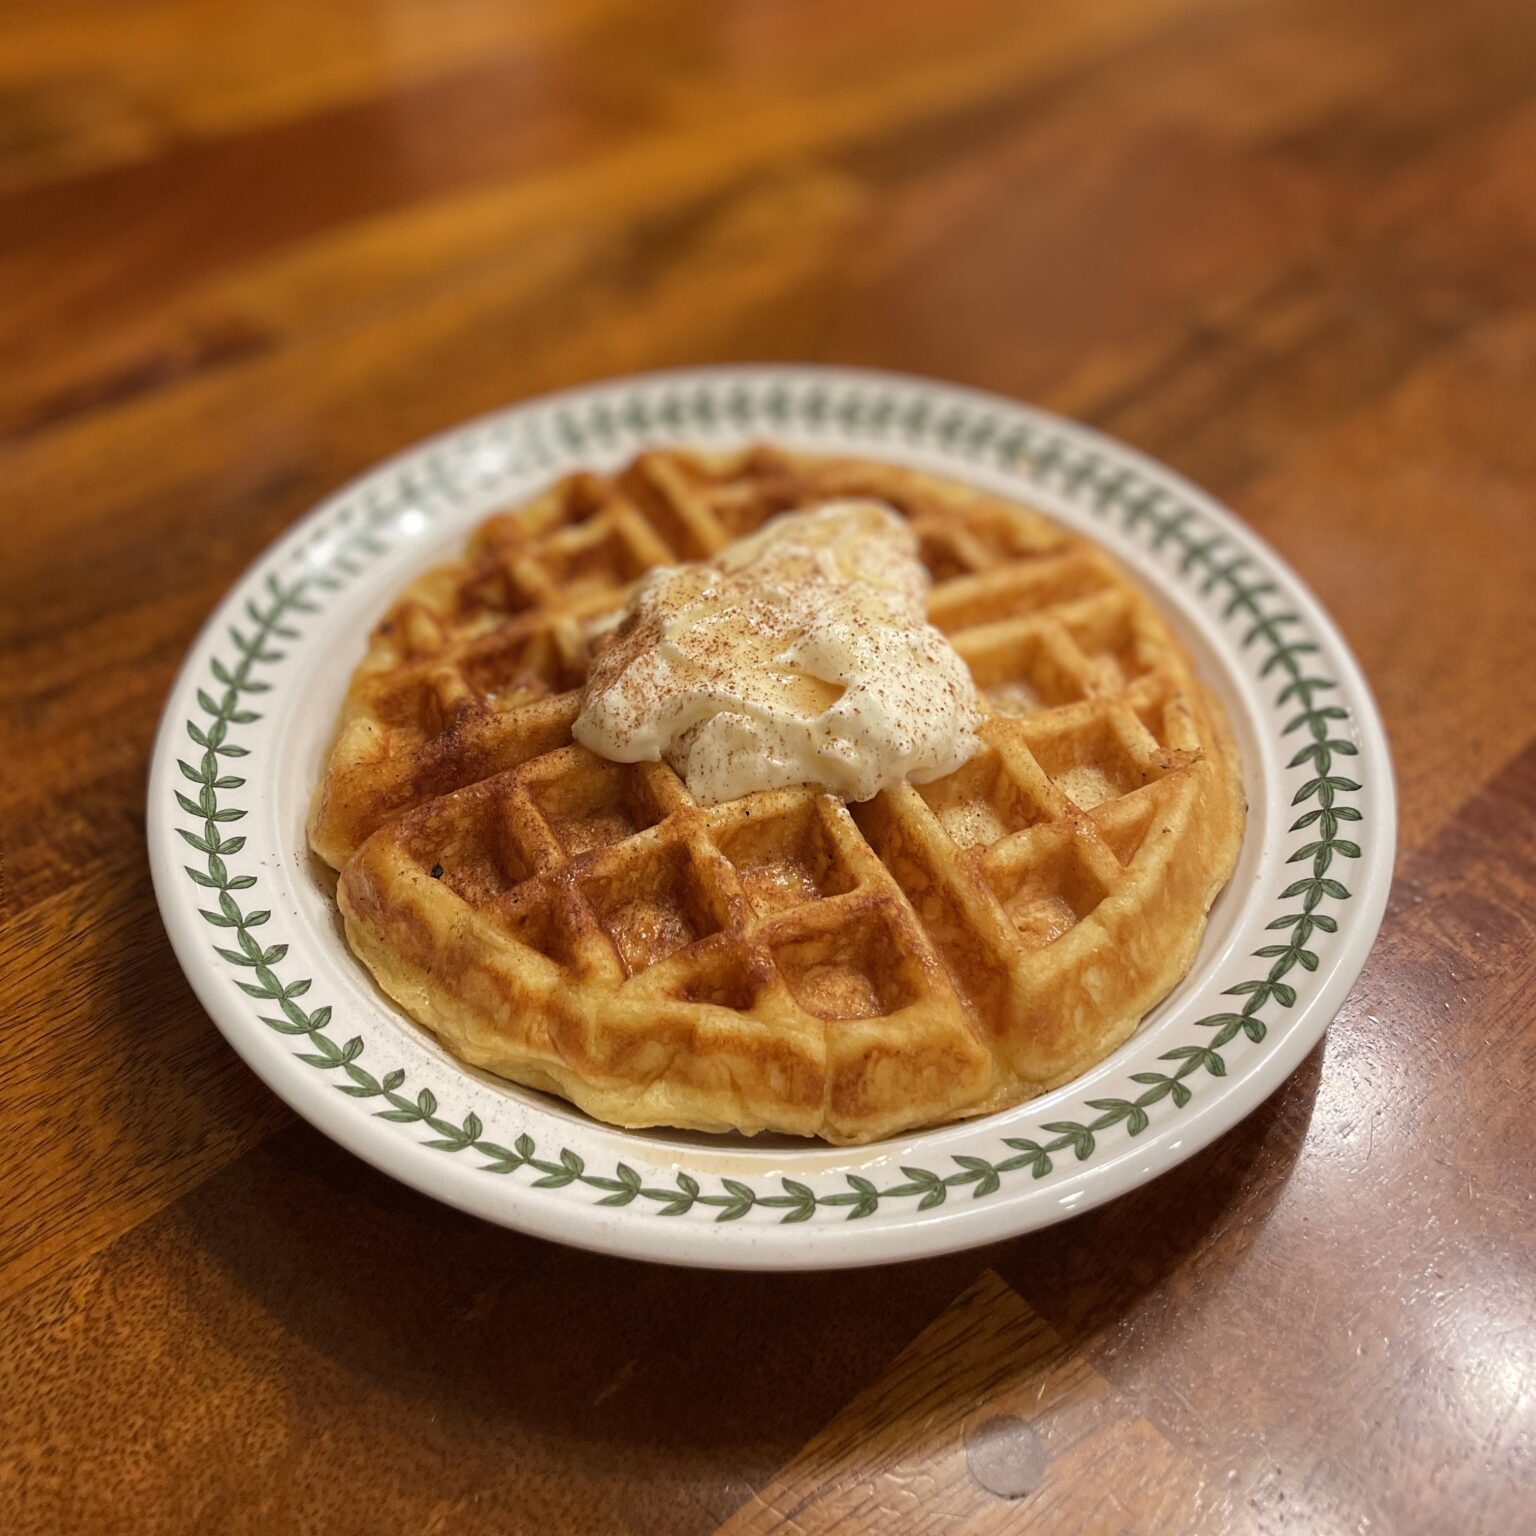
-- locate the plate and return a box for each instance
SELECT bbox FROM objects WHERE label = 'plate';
[148,366,1394,1269]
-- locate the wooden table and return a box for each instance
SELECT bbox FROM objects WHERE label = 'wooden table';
[4,1,1534,1530]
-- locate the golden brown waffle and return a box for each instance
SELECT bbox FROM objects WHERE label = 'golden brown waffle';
[319,448,1244,1144]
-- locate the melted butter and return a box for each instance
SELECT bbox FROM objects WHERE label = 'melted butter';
[573,501,982,804]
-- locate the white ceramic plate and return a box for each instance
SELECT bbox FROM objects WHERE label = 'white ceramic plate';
[148,366,1394,1270]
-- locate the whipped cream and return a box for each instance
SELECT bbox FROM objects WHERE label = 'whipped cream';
[573,501,981,805]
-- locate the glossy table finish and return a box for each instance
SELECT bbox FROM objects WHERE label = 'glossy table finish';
[3,1,1534,1531]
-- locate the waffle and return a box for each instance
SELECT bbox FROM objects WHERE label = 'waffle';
[318,448,1244,1144]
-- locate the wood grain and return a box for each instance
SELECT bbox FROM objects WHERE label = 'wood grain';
[714,1271,1216,1534]
[2,0,1534,1530]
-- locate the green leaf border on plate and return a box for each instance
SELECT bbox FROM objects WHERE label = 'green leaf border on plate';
[175,377,1362,1224]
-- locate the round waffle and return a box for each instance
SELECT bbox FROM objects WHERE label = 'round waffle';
[314,448,1244,1144]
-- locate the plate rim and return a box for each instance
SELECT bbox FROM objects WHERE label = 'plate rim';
[147,363,1396,1270]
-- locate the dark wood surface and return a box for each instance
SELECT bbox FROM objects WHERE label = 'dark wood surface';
[4,1,1535,1531]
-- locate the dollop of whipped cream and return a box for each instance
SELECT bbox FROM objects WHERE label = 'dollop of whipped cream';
[573,500,981,805]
